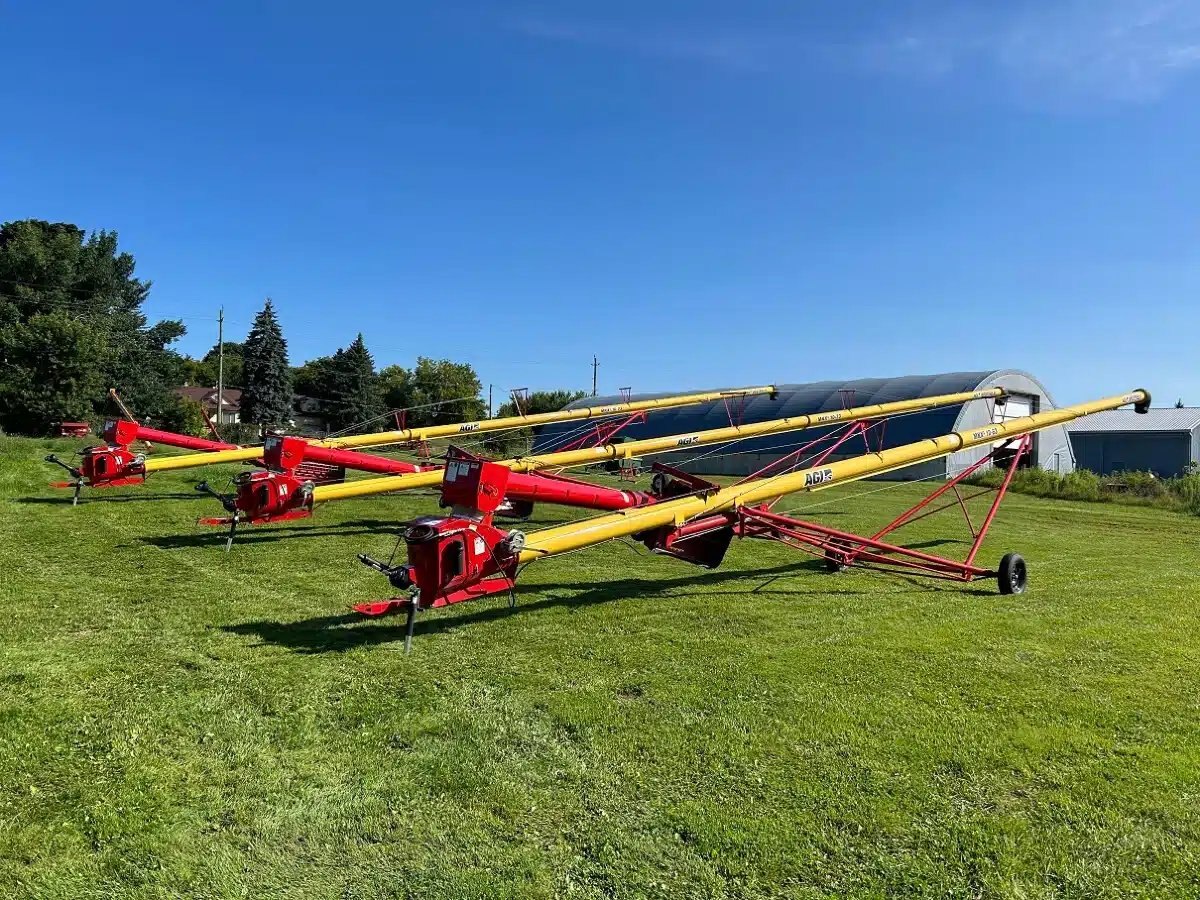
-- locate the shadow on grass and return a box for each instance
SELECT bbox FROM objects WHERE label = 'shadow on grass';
[218,560,895,654]
[894,537,968,550]
[138,516,572,549]
[16,491,210,505]
[139,518,411,549]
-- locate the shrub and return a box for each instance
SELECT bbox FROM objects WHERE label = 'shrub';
[967,465,1200,515]
[1169,474,1200,514]
[1058,468,1103,502]
[218,422,265,446]
[155,396,208,438]
[1109,470,1168,500]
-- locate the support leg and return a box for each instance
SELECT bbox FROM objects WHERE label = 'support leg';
[404,603,417,654]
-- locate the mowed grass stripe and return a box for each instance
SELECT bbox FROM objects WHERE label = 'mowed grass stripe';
[1,435,1198,898]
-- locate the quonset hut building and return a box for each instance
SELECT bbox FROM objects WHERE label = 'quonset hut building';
[534,370,1075,480]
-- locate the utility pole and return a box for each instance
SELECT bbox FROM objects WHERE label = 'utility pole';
[216,307,224,427]
[592,355,599,396]
[488,383,493,418]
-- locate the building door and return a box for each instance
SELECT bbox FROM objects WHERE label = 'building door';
[992,393,1039,466]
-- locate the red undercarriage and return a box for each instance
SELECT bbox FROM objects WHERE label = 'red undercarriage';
[47,419,239,502]
[352,410,1034,652]
[199,435,658,543]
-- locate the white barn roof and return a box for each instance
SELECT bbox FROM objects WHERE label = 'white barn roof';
[1068,408,1200,434]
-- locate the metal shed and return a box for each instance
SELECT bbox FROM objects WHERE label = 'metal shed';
[1067,408,1200,477]
[536,369,1073,480]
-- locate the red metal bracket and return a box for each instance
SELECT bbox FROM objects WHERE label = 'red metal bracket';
[721,391,750,427]
[644,436,1033,589]
[848,434,1032,569]
[554,410,649,452]
[649,462,721,499]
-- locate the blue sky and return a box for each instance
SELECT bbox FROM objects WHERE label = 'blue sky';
[2,0,1197,405]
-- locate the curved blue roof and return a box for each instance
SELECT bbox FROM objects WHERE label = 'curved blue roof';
[534,371,1002,456]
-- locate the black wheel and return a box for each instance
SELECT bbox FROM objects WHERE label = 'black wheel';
[650,472,666,497]
[823,541,848,573]
[997,553,1027,595]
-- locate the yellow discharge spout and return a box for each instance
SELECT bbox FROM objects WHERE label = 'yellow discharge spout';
[513,389,1150,562]
[312,387,1007,503]
[140,384,779,474]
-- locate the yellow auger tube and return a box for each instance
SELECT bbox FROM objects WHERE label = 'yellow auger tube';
[312,387,1006,503]
[140,385,779,474]
[513,389,1150,562]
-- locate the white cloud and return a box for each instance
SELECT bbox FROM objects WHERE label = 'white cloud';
[509,1,1200,105]
[508,17,774,72]
[852,0,1200,103]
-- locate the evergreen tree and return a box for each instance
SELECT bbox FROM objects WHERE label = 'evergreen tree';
[240,299,292,426]
[325,333,384,431]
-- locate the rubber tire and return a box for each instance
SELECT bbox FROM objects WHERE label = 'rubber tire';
[823,553,846,573]
[997,552,1027,595]
[824,541,848,573]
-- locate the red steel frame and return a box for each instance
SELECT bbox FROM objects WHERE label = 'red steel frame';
[351,421,1036,649]
[551,387,758,455]
[726,434,1034,583]
[721,391,749,427]
[553,411,649,452]
[47,419,240,502]
[735,417,885,499]
[510,388,530,417]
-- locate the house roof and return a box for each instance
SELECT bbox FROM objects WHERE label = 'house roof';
[175,386,242,411]
[1068,408,1200,434]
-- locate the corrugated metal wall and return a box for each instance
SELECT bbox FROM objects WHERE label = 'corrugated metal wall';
[1070,432,1193,477]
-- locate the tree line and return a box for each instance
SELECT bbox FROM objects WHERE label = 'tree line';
[0,219,587,437]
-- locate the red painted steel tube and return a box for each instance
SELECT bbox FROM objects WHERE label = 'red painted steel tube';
[867,452,995,545]
[132,425,237,452]
[963,436,1031,567]
[505,471,649,511]
[299,444,427,475]
[739,508,994,577]
[287,443,643,510]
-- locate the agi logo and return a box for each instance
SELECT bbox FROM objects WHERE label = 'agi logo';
[804,468,834,487]
[458,423,481,433]
[676,435,700,447]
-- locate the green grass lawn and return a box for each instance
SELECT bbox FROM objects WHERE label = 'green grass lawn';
[2,436,1199,899]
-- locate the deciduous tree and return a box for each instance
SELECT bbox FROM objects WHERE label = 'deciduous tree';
[380,357,485,427]
[495,389,587,418]
[0,219,187,433]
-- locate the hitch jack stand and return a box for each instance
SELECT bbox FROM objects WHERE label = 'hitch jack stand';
[45,454,84,505]
[404,604,417,654]
[194,481,240,551]
[223,516,239,552]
